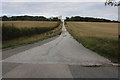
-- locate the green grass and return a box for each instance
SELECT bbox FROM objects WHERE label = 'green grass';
[66,22,119,63]
[2,30,61,49]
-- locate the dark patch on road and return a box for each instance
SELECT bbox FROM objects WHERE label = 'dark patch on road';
[81,65,102,67]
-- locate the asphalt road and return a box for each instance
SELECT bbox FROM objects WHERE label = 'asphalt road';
[2,21,118,78]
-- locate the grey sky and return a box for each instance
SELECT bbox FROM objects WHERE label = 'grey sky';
[2,0,106,2]
[1,0,119,2]
[2,2,118,20]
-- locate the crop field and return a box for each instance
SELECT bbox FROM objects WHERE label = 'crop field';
[3,21,59,28]
[66,22,119,62]
[2,21,61,48]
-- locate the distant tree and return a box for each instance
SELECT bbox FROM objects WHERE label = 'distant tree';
[50,17,60,21]
[1,15,60,21]
[65,17,70,21]
[0,17,2,21]
[2,16,9,21]
[65,16,118,22]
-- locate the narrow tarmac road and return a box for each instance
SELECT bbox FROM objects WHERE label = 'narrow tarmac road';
[2,21,118,78]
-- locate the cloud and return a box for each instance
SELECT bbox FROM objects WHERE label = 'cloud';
[2,2,118,20]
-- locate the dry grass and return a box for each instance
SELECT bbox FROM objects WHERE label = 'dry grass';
[2,21,58,28]
[66,22,119,63]
[67,22,118,39]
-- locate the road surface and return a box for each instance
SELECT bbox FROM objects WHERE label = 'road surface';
[2,21,118,78]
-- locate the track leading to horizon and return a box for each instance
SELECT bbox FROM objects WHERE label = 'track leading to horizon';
[2,21,118,78]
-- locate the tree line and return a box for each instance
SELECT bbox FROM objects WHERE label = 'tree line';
[1,15,60,21]
[1,15,119,22]
[65,16,118,22]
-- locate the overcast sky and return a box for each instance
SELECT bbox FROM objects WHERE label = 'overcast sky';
[2,1,118,20]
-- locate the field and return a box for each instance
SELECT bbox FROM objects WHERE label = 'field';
[2,21,61,49]
[66,22,119,63]
[3,21,59,28]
